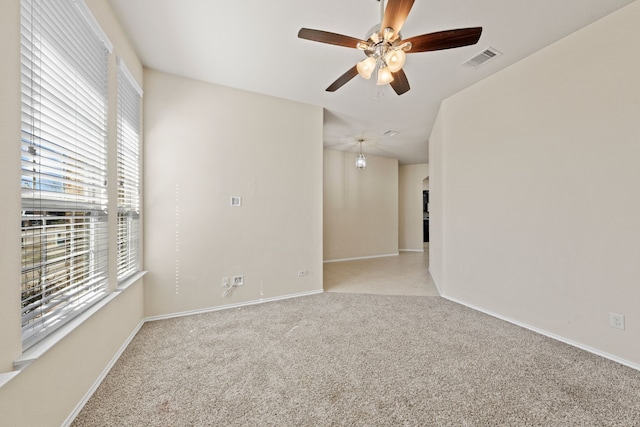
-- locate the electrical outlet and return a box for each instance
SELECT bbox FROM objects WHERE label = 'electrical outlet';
[609,313,625,330]
[232,275,244,286]
[221,277,229,288]
[298,270,308,277]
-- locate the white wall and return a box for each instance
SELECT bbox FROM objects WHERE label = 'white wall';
[143,69,323,318]
[323,149,399,261]
[431,0,640,366]
[0,1,145,425]
[398,163,429,251]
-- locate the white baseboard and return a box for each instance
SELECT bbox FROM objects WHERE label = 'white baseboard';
[442,294,640,372]
[399,249,424,253]
[145,289,325,322]
[428,268,442,295]
[323,253,399,263]
[62,319,145,427]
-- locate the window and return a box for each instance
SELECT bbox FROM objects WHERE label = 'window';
[20,0,112,349]
[116,61,142,282]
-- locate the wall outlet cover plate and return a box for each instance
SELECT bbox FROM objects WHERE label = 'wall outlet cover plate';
[609,313,625,330]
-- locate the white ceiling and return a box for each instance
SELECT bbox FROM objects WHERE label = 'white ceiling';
[108,0,635,164]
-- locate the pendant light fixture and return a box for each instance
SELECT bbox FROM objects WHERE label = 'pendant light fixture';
[355,139,367,169]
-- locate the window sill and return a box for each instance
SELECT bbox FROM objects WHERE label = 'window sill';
[117,270,147,292]
[13,271,147,373]
[0,371,21,389]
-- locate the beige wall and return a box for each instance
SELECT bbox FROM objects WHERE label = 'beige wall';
[429,111,444,290]
[0,283,144,426]
[0,0,23,375]
[431,1,640,366]
[398,164,429,251]
[143,69,323,318]
[323,149,398,261]
[0,1,146,425]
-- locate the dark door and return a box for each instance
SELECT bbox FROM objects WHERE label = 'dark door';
[423,191,429,242]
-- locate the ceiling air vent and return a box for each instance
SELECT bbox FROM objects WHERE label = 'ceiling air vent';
[462,47,501,69]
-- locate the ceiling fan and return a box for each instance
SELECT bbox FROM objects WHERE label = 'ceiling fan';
[298,0,482,95]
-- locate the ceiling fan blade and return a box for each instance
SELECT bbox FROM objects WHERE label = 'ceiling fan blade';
[404,27,482,53]
[381,0,415,38]
[326,66,359,92]
[298,28,365,49]
[390,69,410,95]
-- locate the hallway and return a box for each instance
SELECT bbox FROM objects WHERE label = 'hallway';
[323,249,439,296]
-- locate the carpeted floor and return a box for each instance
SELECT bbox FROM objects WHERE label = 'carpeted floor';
[72,292,640,426]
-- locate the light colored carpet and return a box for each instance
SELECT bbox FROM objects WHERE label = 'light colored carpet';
[72,293,640,426]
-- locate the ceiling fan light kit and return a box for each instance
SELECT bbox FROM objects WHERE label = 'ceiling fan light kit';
[298,0,483,95]
[356,56,376,79]
[384,48,406,73]
[377,65,394,85]
[356,26,410,85]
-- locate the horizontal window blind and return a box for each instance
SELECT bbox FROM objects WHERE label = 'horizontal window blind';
[20,0,110,348]
[116,60,142,282]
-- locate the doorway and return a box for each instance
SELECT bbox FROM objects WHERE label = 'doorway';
[423,190,429,243]
[423,178,429,248]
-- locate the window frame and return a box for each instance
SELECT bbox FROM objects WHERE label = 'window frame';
[116,58,143,283]
[20,0,113,349]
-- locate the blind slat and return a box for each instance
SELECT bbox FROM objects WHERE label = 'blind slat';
[21,0,110,349]
[116,61,141,282]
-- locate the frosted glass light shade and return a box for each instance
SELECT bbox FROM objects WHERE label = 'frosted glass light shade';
[357,57,377,80]
[385,49,406,73]
[383,27,395,41]
[377,66,394,85]
[355,153,367,169]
